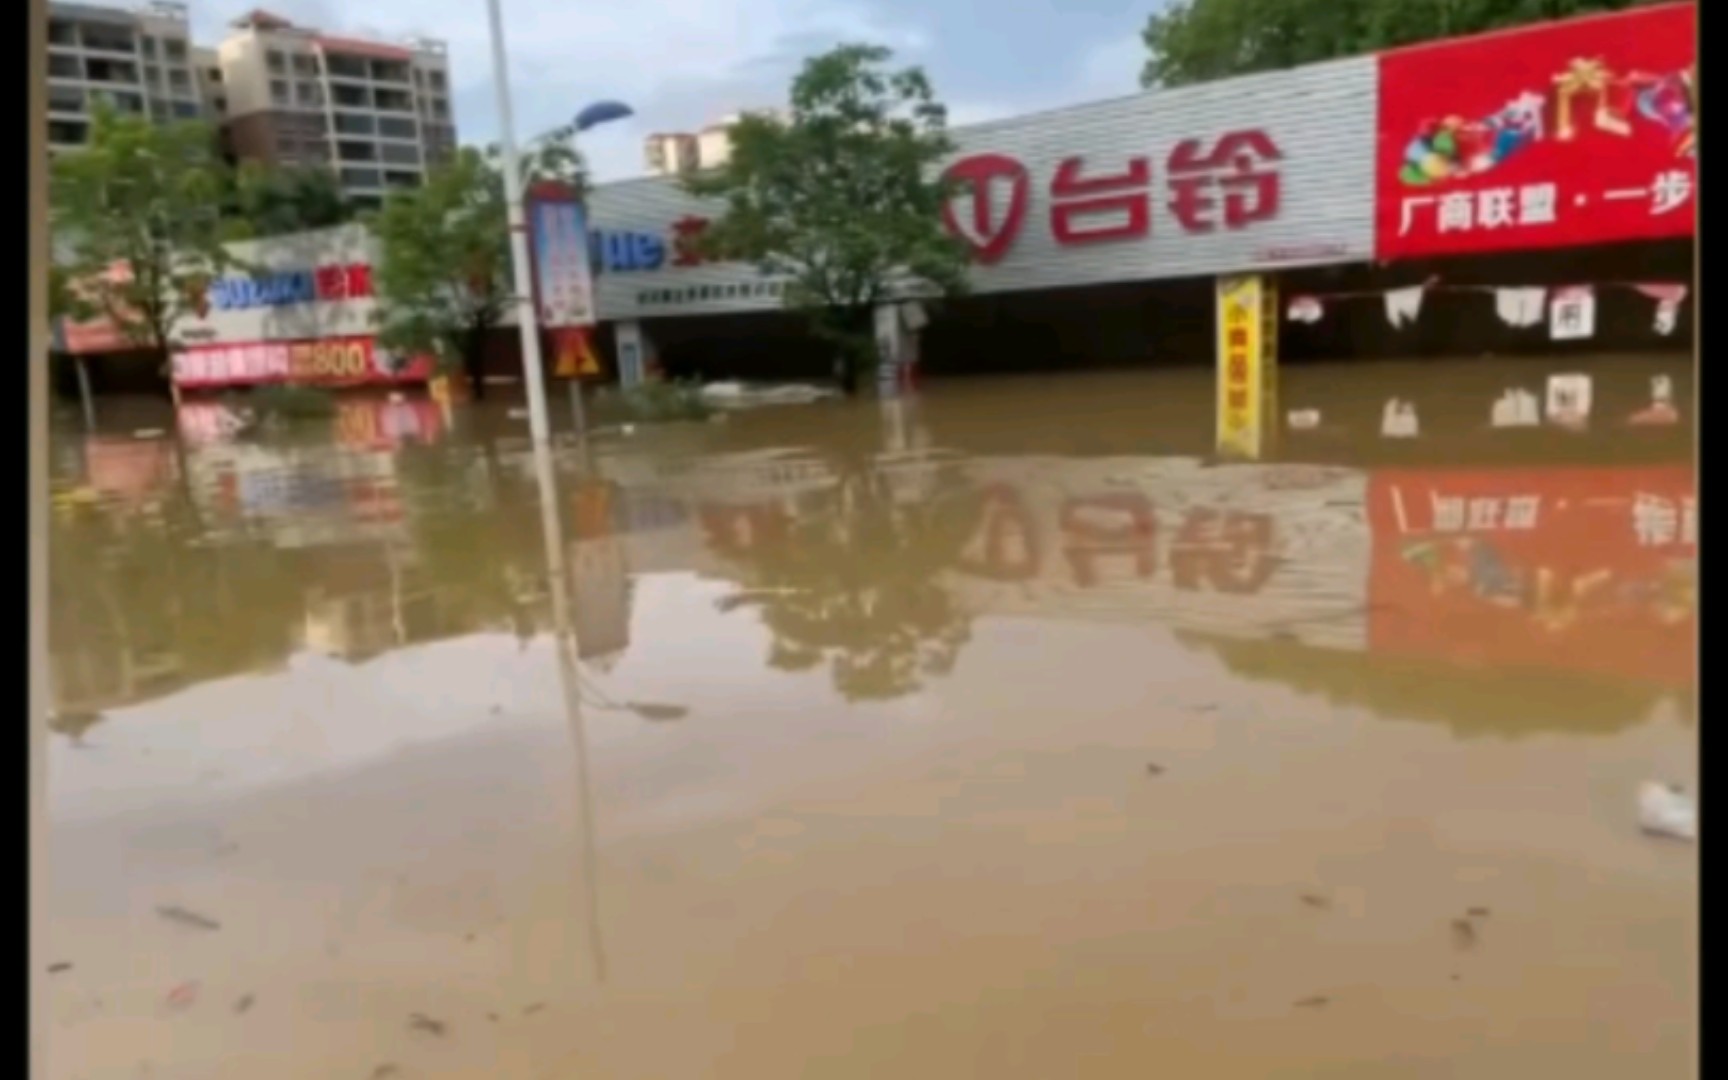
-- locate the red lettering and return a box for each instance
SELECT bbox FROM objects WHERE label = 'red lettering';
[1227,356,1248,382]
[1227,388,1249,411]
[1060,494,1156,588]
[1167,129,1283,234]
[314,265,347,300]
[957,484,1041,582]
[344,263,374,298]
[671,216,711,267]
[1049,156,1151,245]
[1227,327,1249,349]
[1170,509,1279,594]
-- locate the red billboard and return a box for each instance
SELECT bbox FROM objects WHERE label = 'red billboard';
[1367,466,1695,687]
[171,335,433,390]
[1375,2,1695,260]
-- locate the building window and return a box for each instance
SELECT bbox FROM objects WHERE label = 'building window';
[382,170,421,189]
[369,60,411,83]
[205,67,222,84]
[48,119,89,145]
[296,82,324,107]
[270,80,291,107]
[293,54,319,76]
[48,86,86,114]
[84,59,140,84]
[336,140,377,162]
[331,84,369,108]
[332,111,374,135]
[266,49,286,73]
[426,70,446,91]
[324,55,369,80]
[172,101,200,119]
[168,69,192,93]
[377,116,417,140]
[48,54,82,78]
[140,36,157,58]
[373,89,415,113]
[213,95,227,113]
[340,167,382,188]
[164,39,186,62]
[81,27,136,53]
[379,142,420,165]
[47,19,77,46]
[430,98,449,120]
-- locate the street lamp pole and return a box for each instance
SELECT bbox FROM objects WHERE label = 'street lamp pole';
[483,0,555,446]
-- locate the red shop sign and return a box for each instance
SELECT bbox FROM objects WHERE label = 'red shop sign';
[171,335,435,390]
[1366,466,1696,687]
[1375,2,1696,260]
[941,129,1284,263]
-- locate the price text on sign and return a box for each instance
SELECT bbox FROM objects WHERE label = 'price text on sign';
[288,340,371,381]
[1215,275,1266,459]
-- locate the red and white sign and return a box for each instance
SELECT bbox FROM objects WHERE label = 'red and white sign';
[1375,2,1696,260]
[1367,465,1695,686]
[942,129,1285,262]
[171,335,434,389]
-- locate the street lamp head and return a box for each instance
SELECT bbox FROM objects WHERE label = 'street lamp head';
[575,101,634,134]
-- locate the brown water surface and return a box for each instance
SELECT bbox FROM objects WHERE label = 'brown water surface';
[46,364,1695,1079]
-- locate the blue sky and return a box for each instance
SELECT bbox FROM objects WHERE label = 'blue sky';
[190,0,1158,182]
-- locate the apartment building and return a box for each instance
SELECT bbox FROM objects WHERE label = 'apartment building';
[44,4,458,207]
[215,9,456,209]
[643,132,698,176]
[46,1,205,153]
[643,111,783,176]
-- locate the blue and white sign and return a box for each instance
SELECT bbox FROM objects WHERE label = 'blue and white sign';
[592,229,666,274]
[529,195,597,329]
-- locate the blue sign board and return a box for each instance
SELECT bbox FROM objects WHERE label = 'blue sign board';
[209,270,318,311]
[590,229,666,273]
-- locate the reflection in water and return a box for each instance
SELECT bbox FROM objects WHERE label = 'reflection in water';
[45,371,1695,1079]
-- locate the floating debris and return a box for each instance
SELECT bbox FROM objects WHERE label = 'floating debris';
[1450,918,1478,951]
[408,1013,447,1037]
[156,905,221,932]
[370,1066,401,1079]
[522,1003,546,1016]
[1145,763,1166,777]
[1293,995,1330,1009]
[1638,781,1696,841]
[165,981,200,1010]
[234,994,255,1014]
[1299,894,1331,910]
[487,1012,500,1023]
[1466,906,1492,919]
[48,962,73,974]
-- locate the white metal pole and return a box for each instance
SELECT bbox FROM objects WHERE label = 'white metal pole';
[483,0,554,445]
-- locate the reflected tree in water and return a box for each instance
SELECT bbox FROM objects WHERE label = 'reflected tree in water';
[709,453,984,701]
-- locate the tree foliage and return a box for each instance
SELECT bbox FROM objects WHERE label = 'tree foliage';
[225,161,357,238]
[369,131,585,399]
[49,104,241,364]
[682,44,971,380]
[1140,0,1668,88]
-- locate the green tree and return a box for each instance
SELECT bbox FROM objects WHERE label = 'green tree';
[225,161,356,237]
[49,103,241,371]
[683,44,971,395]
[1140,0,1665,89]
[370,131,584,401]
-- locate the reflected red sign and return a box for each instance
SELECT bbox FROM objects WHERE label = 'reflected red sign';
[1375,2,1696,259]
[1367,466,1695,686]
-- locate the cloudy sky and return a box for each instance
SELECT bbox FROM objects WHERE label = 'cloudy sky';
[189,0,1156,182]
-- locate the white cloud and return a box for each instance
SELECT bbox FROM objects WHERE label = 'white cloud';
[195,0,929,182]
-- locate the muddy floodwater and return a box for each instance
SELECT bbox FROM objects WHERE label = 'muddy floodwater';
[46,364,1695,1078]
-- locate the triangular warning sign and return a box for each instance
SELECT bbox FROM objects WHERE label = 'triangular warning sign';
[551,327,601,378]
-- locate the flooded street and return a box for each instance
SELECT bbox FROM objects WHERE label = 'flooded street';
[45,365,1695,1079]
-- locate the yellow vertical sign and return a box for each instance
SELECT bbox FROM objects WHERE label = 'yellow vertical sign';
[1215,274,1266,459]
